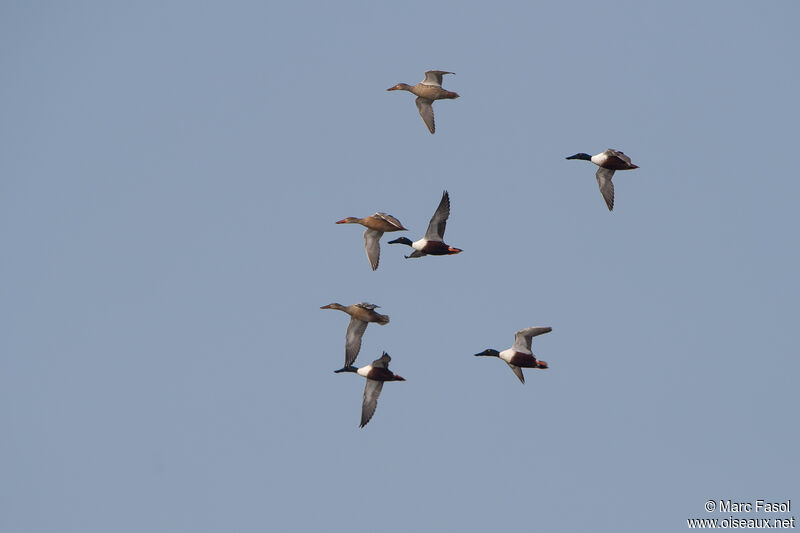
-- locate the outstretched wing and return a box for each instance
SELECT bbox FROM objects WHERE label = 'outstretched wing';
[595,168,616,211]
[360,380,384,427]
[415,97,435,134]
[507,363,526,384]
[363,229,383,271]
[345,318,369,367]
[373,212,405,230]
[606,149,632,165]
[512,327,552,353]
[372,352,391,369]
[424,190,451,241]
[422,70,454,87]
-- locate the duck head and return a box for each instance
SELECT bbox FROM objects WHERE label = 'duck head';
[474,349,500,357]
[387,237,413,246]
[335,217,361,224]
[387,83,413,92]
[333,365,358,374]
[320,303,344,310]
[566,153,592,161]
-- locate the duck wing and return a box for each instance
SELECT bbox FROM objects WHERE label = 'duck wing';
[363,229,384,271]
[422,70,454,87]
[371,352,391,369]
[345,318,369,367]
[595,168,615,211]
[507,363,526,384]
[512,327,552,353]
[606,149,632,166]
[423,190,451,241]
[415,97,435,134]
[360,379,384,427]
[373,212,406,230]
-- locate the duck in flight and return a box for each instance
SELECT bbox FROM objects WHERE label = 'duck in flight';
[565,149,639,211]
[475,327,552,384]
[335,212,407,271]
[387,70,459,134]
[321,302,390,372]
[336,352,405,428]
[388,190,462,258]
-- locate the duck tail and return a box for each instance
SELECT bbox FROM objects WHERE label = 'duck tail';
[376,313,390,325]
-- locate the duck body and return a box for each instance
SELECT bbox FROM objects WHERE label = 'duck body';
[337,352,405,428]
[336,213,406,270]
[387,191,462,259]
[475,327,552,384]
[566,149,639,211]
[387,70,459,134]
[321,302,389,371]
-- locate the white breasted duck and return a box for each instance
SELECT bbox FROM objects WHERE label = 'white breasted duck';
[335,212,407,271]
[388,190,462,258]
[321,302,390,372]
[475,327,552,384]
[566,149,639,211]
[336,352,406,428]
[387,70,459,134]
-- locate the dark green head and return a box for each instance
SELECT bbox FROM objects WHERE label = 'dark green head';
[566,153,592,161]
[334,365,358,374]
[387,237,413,246]
[474,349,500,357]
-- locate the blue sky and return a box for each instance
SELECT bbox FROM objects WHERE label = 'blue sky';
[1,2,798,531]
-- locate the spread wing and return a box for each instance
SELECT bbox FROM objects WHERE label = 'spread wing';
[363,229,383,271]
[360,380,384,427]
[422,70,454,87]
[373,212,405,230]
[596,168,616,211]
[424,190,450,241]
[372,352,391,369]
[507,363,526,384]
[512,327,552,353]
[345,318,369,367]
[415,97,435,134]
[606,149,632,166]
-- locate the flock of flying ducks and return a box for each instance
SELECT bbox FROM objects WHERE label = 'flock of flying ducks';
[323,70,640,427]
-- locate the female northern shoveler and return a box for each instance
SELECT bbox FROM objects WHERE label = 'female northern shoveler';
[566,149,639,211]
[387,70,459,134]
[335,212,407,271]
[336,352,405,428]
[321,302,390,372]
[475,327,552,384]
[387,190,462,258]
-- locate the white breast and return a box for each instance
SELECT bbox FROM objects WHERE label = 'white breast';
[357,365,371,378]
[412,238,428,251]
[498,348,515,364]
[590,153,608,166]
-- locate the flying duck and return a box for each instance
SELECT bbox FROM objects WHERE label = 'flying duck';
[475,327,552,384]
[565,149,639,211]
[321,302,390,372]
[336,352,405,428]
[387,70,459,134]
[335,212,407,270]
[387,190,462,258]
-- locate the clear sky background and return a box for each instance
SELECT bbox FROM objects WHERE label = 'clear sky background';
[1,2,798,532]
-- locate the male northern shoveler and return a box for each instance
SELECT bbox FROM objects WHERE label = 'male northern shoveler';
[336,352,405,428]
[566,149,639,211]
[475,327,552,384]
[335,213,407,271]
[387,70,459,134]
[387,190,462,258]
[321,302,390,371]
